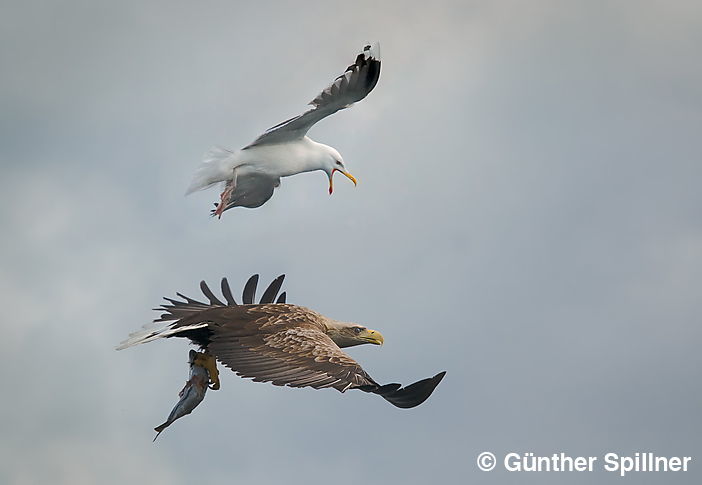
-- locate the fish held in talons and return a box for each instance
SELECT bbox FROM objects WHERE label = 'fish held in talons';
[153,350,215,441]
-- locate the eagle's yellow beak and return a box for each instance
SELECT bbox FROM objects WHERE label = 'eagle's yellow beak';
[363,328,384,345]
[329,168,358,195]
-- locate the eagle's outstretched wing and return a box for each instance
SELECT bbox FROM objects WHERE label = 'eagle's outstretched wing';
[117,274,445,408]
[200,304,376,392]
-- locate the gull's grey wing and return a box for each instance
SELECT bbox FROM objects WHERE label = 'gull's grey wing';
[244,43,381,148]
[211,173,280,215]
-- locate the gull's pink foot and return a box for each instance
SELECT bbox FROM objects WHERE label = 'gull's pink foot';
[213,203,225,219]
[214,183,234,219]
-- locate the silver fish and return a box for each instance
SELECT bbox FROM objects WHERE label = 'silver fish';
[153,350,210,441]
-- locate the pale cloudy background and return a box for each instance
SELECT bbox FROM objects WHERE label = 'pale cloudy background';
[1,1,701,483]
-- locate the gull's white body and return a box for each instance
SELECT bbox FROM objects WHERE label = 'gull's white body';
[242,138,335,178]
[186,137,338,194]
[186,43,381,215]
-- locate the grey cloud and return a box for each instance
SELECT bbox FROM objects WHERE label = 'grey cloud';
[1,1,701,484]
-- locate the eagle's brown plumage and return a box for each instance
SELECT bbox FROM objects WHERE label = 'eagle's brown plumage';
[177,304,376,392]
[118,274,445,408]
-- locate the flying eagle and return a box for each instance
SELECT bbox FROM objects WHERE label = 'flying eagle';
[185,44,381,218]
[117,274,445,409]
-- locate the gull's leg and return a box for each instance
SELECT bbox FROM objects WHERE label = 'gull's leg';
[193,351,221,390]
[213,181,234,219]
[213,169,239,219]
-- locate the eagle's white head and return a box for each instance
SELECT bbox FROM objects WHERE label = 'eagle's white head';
[324,319,384,348]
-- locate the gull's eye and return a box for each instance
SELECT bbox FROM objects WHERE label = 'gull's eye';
[336,160,343,166]
[353,327,363,334]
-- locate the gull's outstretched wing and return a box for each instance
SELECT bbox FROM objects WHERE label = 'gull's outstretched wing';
[244,43,381,148]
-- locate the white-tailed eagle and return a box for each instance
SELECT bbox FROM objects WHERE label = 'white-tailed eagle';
[118,274,445,409]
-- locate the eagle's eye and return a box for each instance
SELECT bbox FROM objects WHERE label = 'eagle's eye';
[336,160,343,166]
[353,327,362,334]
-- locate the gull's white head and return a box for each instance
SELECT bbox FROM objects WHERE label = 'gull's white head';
[319,145,357,195]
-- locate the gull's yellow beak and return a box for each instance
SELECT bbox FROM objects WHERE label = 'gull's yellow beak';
[362,328,384,346]
[329,168,358,195]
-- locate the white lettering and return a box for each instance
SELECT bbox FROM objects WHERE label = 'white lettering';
[501,452,691,475]
[603,453,619,473]
[620,456,635,477]
[504,453,521,472]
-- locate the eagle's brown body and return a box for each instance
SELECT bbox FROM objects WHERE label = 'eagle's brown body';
[118,275,445,408]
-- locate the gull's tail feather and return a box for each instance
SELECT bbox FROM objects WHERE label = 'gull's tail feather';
[185,146,237,195]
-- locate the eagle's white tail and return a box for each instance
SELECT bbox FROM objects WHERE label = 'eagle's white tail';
[185,146,237,195]
[115,321,208,350]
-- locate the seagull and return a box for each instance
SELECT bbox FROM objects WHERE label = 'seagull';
[185,43,381,218]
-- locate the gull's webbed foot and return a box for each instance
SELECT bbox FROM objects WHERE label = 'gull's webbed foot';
[193,351,221,390]
[213,182,234,219]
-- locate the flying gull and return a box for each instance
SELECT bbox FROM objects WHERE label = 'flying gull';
[117,274,446,409]
[186,44,381,218]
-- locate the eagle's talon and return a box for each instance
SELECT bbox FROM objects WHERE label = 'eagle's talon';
[192,351,220,391]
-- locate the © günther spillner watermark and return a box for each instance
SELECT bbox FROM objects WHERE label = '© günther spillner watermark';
[476,451,692,476]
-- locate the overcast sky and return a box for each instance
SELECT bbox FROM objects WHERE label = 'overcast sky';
[1,1,701,484]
